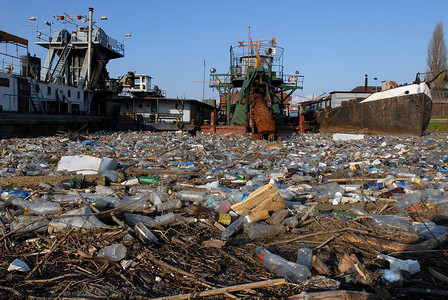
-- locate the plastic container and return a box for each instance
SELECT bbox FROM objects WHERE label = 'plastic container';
[245,222,286,240]
[97,243,127,262]
[255,247,311,283]
[221,217,244,241]
[296,248,312,268]
[135,222,158,242]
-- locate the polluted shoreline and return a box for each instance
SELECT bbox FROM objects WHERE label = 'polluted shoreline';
[1,131,448,299]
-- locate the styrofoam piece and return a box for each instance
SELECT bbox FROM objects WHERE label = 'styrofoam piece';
[332,133,365,141]
[8,259,30,272]
[56,155,117,175]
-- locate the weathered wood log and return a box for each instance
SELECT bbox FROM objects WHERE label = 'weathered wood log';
[288,290,378,300]
[340,230,448,252]
[149,278,287,300]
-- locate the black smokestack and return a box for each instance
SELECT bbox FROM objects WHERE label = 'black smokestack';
[364,74,368,92]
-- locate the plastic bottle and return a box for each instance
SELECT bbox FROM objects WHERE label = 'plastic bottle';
[221,217,244,241]
[135,222,158,243]
[255,247,311,283]
[177,190,206,202]
[209,211,238,225]
[296,248,312,268]
[149,191,163,205]
[215,200,232,213]
[25,202,61,215]
[97,244,127,262]
[245,222,286,240]
[150,212,176,227]
[95,185,115,195]
[152,199,182,212]
[393,193,421,211]
[370,214,413,232]
[244,209,270,223]
[138,176,161,185]
[1,190,30,201]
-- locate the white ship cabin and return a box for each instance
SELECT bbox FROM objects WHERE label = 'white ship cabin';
[0,30,90,114]
[129,74,152,93]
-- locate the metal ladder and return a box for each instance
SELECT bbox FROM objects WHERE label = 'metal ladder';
[29,78,44,113]
[50,43,73,81]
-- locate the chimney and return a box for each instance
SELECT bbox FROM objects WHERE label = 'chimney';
[364,74,368,92]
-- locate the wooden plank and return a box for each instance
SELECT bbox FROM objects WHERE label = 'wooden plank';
[231,184,285,215]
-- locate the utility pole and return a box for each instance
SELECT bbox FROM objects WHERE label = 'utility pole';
[87,7,93,89]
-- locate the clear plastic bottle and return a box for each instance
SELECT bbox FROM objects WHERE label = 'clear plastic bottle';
[176,190,206,202]
[150,212,176,227]
[296,248,312,268]
[153,199,182,212]
[221,217,244,241]
[255,247,311,283]
[393,193,421,211]
[149,191,163,205]
[25,202,61,215]
[245,221,286,240]
[135,222,158,242]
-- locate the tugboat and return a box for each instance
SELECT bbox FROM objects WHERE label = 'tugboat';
[0,8,123,138]
[203,30,304,139]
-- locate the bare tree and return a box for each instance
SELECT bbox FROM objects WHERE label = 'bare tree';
[426,21,448,87]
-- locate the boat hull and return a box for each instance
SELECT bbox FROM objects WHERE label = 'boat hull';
[316,92,432,136]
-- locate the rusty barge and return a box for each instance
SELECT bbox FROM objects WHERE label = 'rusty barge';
[316,82,433,136]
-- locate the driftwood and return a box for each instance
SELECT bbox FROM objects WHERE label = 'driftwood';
[340,230,448,252]
[289,290,378,300]
[149,278,287,300]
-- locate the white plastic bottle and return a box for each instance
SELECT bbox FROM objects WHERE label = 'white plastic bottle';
[255,247,311,283]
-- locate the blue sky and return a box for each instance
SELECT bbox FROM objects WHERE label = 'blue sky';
[1,0,447,102]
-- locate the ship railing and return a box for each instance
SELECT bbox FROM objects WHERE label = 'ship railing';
[282,74,304,89]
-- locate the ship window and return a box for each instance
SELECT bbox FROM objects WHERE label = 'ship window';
[47,86,51,95]
[77,91,81,99]
[0,77,9,87]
